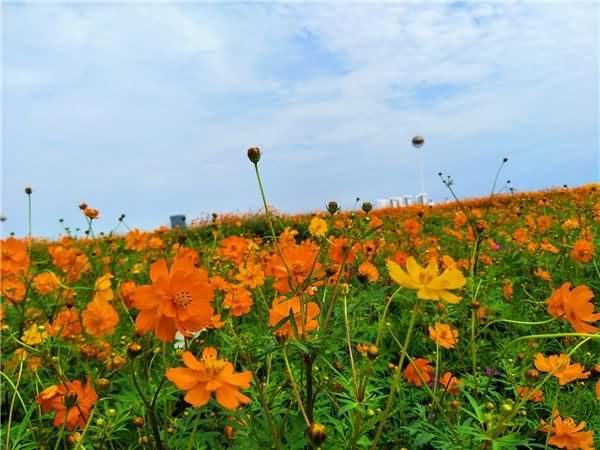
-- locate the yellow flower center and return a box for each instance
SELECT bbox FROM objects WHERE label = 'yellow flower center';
[418,272,434,285]
[202,358,226,377]
[173,290,193,308]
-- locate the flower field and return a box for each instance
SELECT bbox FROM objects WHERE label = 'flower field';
[1,151,599,450]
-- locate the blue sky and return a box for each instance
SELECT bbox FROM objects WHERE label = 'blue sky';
[1,1,598,237]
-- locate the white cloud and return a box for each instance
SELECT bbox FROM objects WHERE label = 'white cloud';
[2,1,597,236]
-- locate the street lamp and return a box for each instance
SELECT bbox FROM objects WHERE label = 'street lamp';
[412,135,425,200]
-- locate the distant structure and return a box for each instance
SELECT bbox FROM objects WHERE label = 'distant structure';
[376,135,433,209]
[170,215,186,229]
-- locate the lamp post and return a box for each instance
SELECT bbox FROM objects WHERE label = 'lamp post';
[412,135,425,198]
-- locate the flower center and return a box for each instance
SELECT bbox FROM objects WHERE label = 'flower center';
[173,290,193,308]
[419,273,434,285]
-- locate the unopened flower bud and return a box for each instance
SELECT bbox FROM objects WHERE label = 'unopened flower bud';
[25,187,32,195]
[133,416,144,427]
[247,147,261,164]
[306,422,327,445]
[361,202,373,213]
[326,201,339,215]
[367,344,379,360]
[96,378,110,392]
[127,342,143,359]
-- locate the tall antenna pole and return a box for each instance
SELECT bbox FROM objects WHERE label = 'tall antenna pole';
[412,135,425,195]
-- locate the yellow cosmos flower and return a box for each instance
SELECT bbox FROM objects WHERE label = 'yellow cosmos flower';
[93,273,114,302]
[309,217,328,238]
[386,257,466,303]
[22,323,48,345]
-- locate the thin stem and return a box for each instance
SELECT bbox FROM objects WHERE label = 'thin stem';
[281,345,310,426]
[129,363,164,450]
[252,372,281,449]
[5,359,24,449]
[434,341,440,395]
[370,302,419,450]
[544,385,560,449]
[252,163,295,290]
[343,294,358,391]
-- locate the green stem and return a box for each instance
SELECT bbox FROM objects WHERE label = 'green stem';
[370,302,419,450]
[4,359,24,449]
[130,363,164,450]
[282,345,310,426]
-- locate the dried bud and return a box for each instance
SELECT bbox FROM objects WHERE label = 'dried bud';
[96,378,110,392]
[475,222,485,233]
[79,203,88,210]
[133,416,145,427]
[326,201,339,215]
[67,433,81,445]
[247,147,261,164]
[526,369,539,381]
[127,342,143,359]
[470,300,481,309]
[361,202,373,213]
[367,344,379,360]
[306,423,327,445]
[25,187,33,195]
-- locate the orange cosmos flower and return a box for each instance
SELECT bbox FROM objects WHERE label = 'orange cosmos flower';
[1,276,26,303]
[234,258,265,289]
[268,296,320,338]
[595,380,600,400]
[148,236,164,250]
[534,268,552,281]
[534,354,590,385]
[329,237,359,265]
[217,236,250,265]
[223,286,253,317]
[386,256,466,303]
[502,280,514,300]
[358,261,379,282]
[438,372,461,395]
[540,412,594,450]
[540,241,560,254]
[82,298,119,337]
[516,386,544,402]
[166,348,252,410]
[547,282,600,333]
[402,218,422,236]
[133,254,214,342]
[36,378,98,431]
[268,241,321,294]
[33,272,60,295]
[403,358,434,386]
[83,207,99,219]
[125,229,149,251]
[119,280,137,307]
[45,309,82,339]
[0,237,29,275]
[428,323,459,349]
[571,239,594,264]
